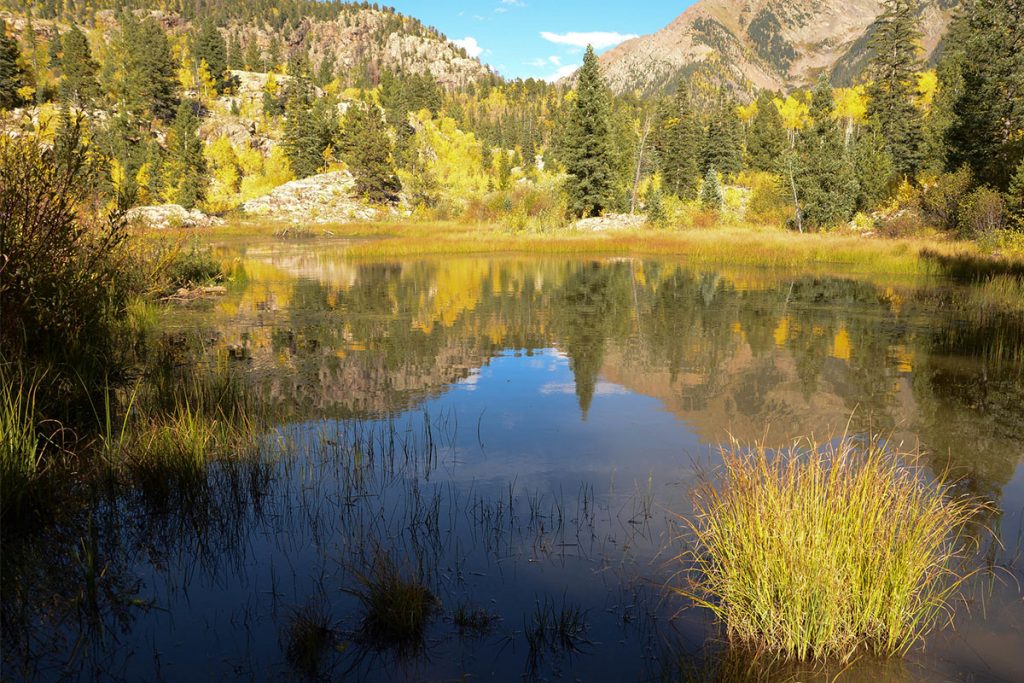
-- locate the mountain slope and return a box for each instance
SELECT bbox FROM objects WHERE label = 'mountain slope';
[591,0,959,95]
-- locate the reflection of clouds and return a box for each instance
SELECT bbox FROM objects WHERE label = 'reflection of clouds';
[458,372,479,391]
[539,381,629,396]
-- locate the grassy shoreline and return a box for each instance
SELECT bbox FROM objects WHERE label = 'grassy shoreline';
[182,220,1024,279]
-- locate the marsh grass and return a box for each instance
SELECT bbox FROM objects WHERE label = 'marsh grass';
[673,435,987,662]
[1,365,51,520]
[452,602,499,637]
[524,595,589,664]
[346,548,438,654]
[284,600,337,679]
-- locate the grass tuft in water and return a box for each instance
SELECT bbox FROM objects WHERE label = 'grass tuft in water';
[284,600,337,679]
[673,435,986,662]
[452,602,498,637]
[0,364,49,520]
[346,549,437,653]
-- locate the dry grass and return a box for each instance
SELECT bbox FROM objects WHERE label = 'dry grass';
[672,434,987,663]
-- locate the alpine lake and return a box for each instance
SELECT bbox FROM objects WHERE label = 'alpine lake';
[4,233,1023,682]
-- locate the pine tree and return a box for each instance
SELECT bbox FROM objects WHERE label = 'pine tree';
[1008,159,1024,228]
[702,96,743,179]
[563,45,615,217]
[164,100,208,209]
[58,24,100,107]
[655,86,701,200]
[243,40,263,72]
[340,100,401,203]
[227,33,244,71]
[117,15,178,121]
[283,88,324,178]
[316,53,336,87]
[701,166,723,210]
[943,0,1024,191]
[195,20,228,94]
[866,0,926,179]
[746,91,787,173]
[645,182,666,226]
[851,121,897,211]
[0,20,26,110]
[797,76,859,229]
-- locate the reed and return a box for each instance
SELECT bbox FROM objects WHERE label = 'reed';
[0,364,48,520]
[672,434,986,662]
[346,548,437,653]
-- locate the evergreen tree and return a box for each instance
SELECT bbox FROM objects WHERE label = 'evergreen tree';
[943,0,1024,190]
[645,182,666,226]
[58,24,100,107]
[244,40,263,72]
[701,166,723,210]
[1008,159,1024,228]
[316,52,336,87]
[655,86,701,200]
[0,20,26,110]
[702,96,743,179]
[746,91,786,173]
[797,76,859,229]
[851,121,897,211]
[340,100,401,203]
[563,45,615,217]
[866,0,926,179]
[195,20,228,94]
[164,100,208,209]
[283,88,324,178]
[116,15,178,121]
[227,33,244,71]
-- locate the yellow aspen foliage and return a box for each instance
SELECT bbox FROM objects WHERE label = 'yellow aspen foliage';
[916,70,938,113]
[239,145,295,202]
[205,134,243,212]
[177,45,197,91]
[198,59,217,102]
[736,101,758,125]
[833,86,868,124]
[776,95,810,132]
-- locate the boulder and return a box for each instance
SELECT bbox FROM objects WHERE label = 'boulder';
[572,213,648,232]
[239,170,381,223]
[126,204,223,229]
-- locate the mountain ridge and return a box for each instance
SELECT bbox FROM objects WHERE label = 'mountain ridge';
[587,0,959,95]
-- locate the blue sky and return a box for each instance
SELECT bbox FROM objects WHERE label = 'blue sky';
[386,1,696,81]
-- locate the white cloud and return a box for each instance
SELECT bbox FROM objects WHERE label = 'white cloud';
[501,0,527,5]
[539,31,638,50]
[453,36,484,58]
[542,63,580,83]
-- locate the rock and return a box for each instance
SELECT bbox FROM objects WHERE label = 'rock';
[239,170,382,223]
[126,204,223,229]
[572,213,648,232]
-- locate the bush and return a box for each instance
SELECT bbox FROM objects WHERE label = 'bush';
[0,117,143,379]
[462,183,566,231]
[673,435,984,662]
[958,186,1008,238]
[165,242,224,291]
[919,166,973,231]
[742,171,791,225]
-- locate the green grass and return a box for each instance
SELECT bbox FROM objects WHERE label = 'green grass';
[346,549,437,653]
[284,600,337,678]
[673,434,986,662]
[0,364,48,520]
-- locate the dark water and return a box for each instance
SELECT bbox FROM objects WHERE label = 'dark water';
[4,237,1023,681]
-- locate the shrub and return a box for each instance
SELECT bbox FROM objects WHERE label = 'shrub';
[742,171,791,225]
[165,242,224,291]
[0,118,142,378]
[673,435,985,662]
[346,549,437,654]
[918,166,973,231]
[958,186,1007,239]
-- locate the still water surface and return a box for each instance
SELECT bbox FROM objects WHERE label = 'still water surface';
[4,237,1023,681]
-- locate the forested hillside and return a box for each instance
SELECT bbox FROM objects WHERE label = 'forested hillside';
[0,0,1020,238]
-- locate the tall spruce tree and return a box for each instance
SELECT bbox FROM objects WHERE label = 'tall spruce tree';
[195,20,228,94]
[746,91,787,173]
[227,33,244,71]
[164,100,208,209]
[701,166,723,210]
[283,86,324,178]
[942,0,1024,191]
[59,24,100,107]
[702,95,744,179]
[243,40,263,72]
[340,100,401,203]
[866,0,926,179]
[797,76,859,229]
[655,86,701,200]
[563,45,615,217]
[851,121,897,211]
[117,15,178,121]
[0,20,26,110]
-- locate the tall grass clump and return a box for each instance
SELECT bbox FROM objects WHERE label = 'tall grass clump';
[0,365,49,520]
[673,435,986,662]
[346,548,437,653]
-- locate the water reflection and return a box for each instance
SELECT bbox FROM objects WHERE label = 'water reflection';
[3,240,1022,681]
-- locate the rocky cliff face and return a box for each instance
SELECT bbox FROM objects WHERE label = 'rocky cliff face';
[230,8,492,89]
[588,0,958,95]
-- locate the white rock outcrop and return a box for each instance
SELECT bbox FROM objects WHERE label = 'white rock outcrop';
[126,204,223,229]
[239,170,379,223]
